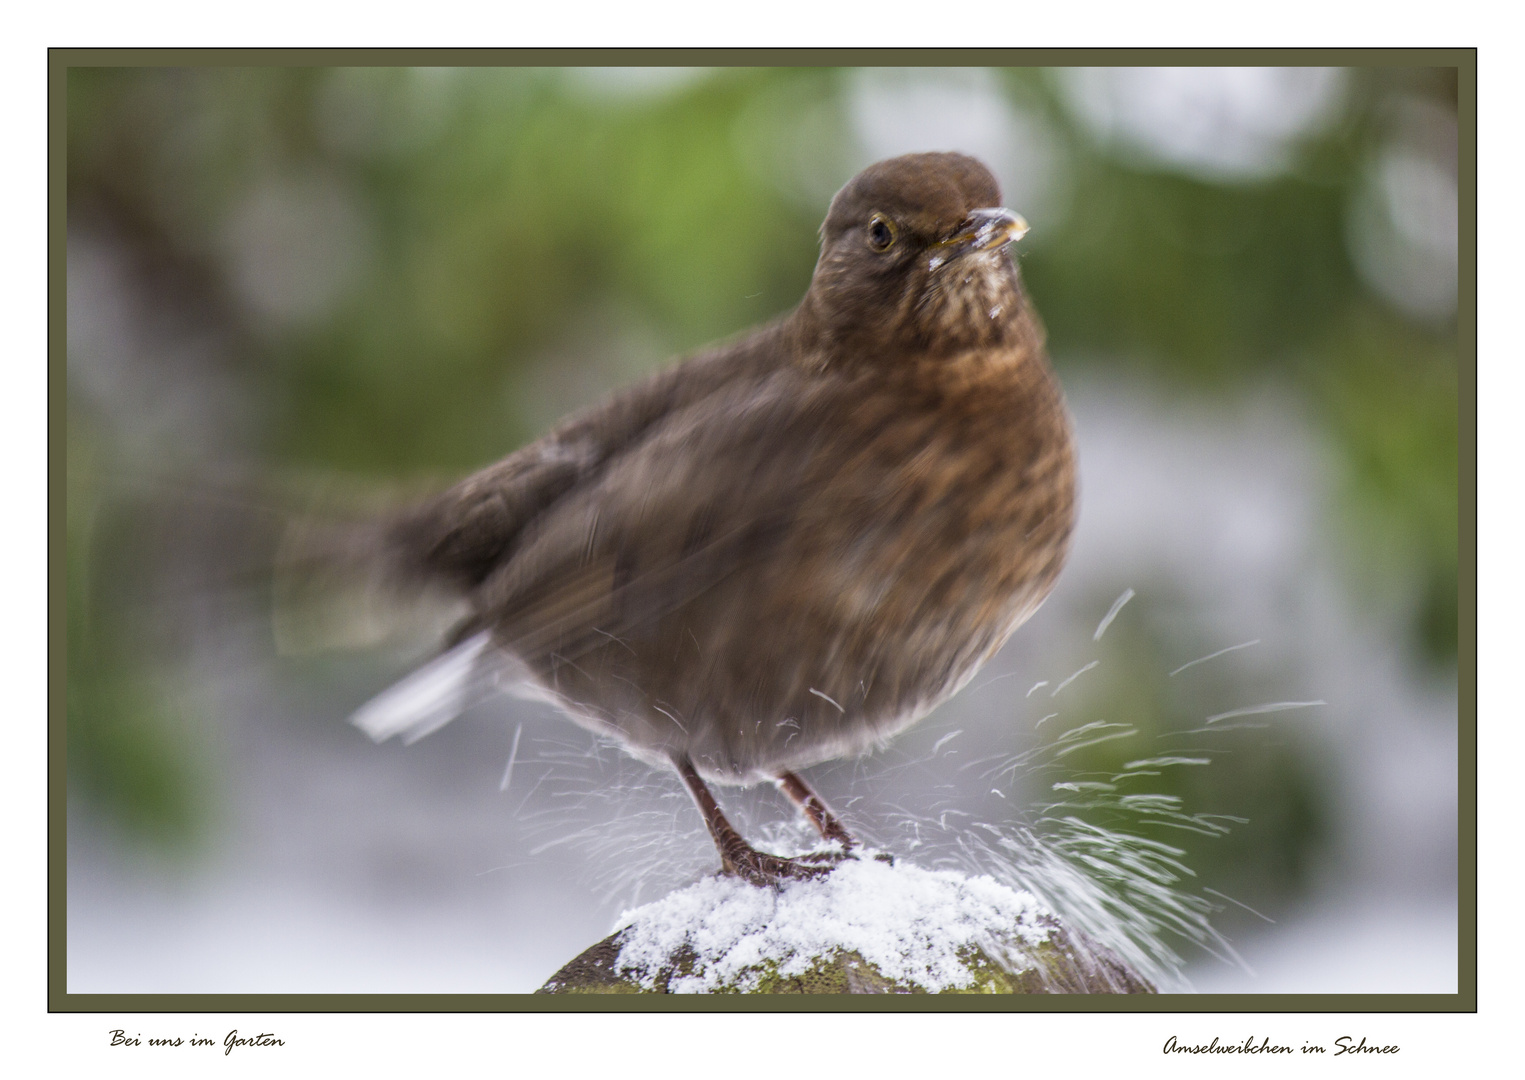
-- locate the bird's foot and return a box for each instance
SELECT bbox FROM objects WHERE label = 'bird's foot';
[795,848,851,866]
[820,848,894,866]
[721,844,848,887]
[721,844,893,886]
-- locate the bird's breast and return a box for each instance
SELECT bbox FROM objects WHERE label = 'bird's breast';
[677,351,1075,764]
[516,346,1075,781]
[797,353,1073,645]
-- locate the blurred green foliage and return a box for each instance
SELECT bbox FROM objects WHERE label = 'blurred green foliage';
[65,62,1459,894]
[67,415,205,844]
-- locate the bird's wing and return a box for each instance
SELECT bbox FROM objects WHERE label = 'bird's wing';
[384,323,785,593]
[470,364,832,667]
[275,326,783,656]
[347,360,823,745]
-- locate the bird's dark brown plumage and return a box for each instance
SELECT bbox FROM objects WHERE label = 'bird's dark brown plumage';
[329,152,1076,884]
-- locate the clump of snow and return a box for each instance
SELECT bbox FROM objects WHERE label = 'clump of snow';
[611,854,1053,993]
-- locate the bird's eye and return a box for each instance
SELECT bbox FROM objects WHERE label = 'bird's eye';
[867,214,896,252]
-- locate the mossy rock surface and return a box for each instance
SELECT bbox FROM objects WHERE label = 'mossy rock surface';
[537,856,1155,995]
[541,917,1153,994]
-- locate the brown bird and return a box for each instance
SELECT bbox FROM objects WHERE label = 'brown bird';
[288,152,1076,886]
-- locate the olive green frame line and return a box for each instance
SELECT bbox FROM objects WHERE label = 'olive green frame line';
[51,46,1473,68]
[48,46,1478,1015]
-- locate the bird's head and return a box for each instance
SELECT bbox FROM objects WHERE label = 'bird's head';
[799,152,1033,362]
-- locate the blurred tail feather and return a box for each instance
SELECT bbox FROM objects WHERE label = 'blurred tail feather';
[273,511,468,656]
[351,631,495,744]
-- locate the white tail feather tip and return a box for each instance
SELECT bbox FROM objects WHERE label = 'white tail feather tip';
[351,632,493,744]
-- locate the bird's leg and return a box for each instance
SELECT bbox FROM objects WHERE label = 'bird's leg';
[775,770,856,853]
[673,755,834,887]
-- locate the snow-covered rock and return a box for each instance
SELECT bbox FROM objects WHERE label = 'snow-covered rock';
[539,854,1154,994]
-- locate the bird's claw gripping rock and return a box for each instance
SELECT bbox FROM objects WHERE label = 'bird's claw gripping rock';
[723,849,833,887]
[721,844,887,887]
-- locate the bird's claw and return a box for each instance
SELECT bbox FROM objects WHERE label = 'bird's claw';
[719,843,899,886]
[722,845,856,887]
